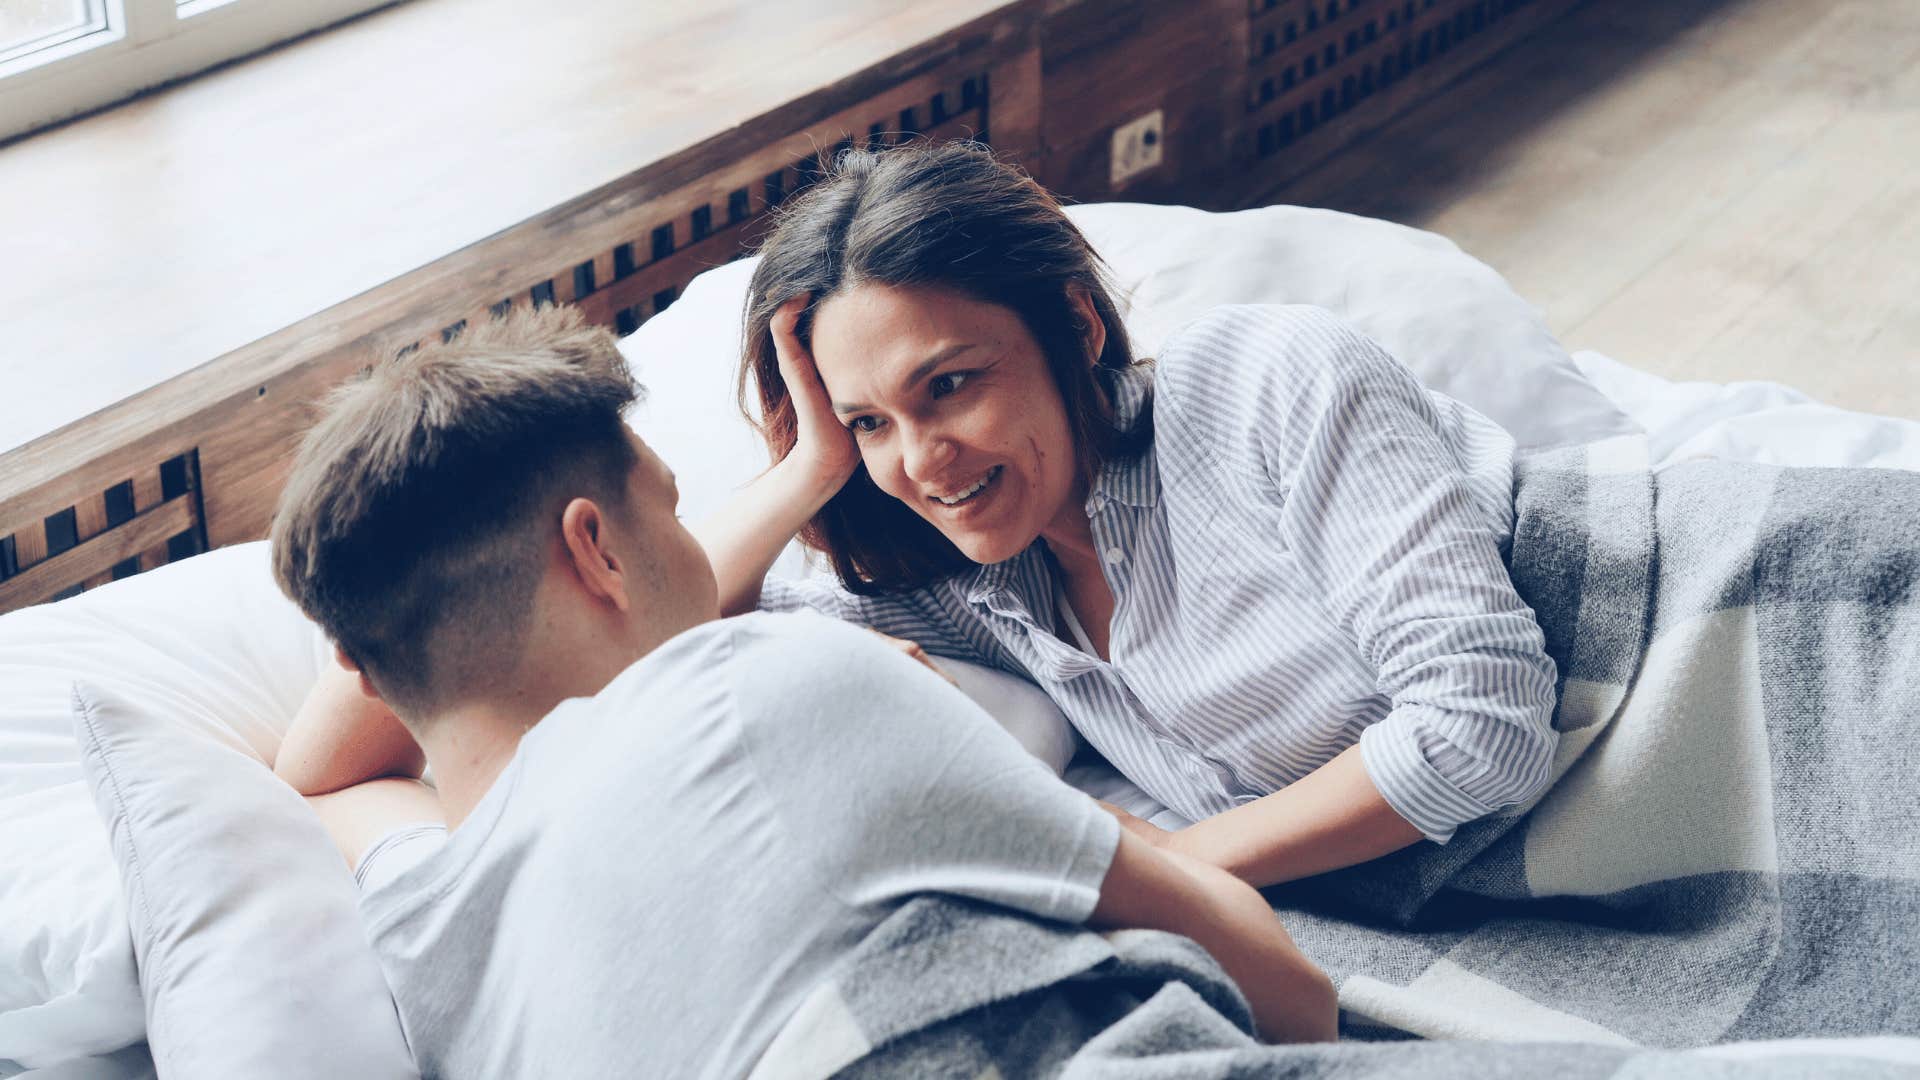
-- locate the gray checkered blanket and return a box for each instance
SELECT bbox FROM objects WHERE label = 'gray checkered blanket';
[746,895,1915,1078]
[1270,434,1920,1046]
[749,434,1918,1076]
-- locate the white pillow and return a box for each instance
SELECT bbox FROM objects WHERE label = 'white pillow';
[1066,202,1638,450]
[941,660,1077,776]
[618,258,805,576]
[70,682,416,1079]
[0,543,327,1067]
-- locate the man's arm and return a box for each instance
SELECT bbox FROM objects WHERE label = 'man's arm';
[303,777,444,872]
[275,658,424,796]
[1091,825,1338,1044]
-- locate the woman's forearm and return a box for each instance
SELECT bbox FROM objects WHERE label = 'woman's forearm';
[275,662,423,797]
[691,457,837,616]
[1172,744,1424,887]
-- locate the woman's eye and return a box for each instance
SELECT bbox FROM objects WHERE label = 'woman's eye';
[847,415,881,435]
[930,372,970,398]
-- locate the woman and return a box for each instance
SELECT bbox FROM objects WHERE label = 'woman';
[697,141,1561,889]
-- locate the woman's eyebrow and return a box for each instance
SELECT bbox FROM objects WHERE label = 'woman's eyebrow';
[831,343,977,413]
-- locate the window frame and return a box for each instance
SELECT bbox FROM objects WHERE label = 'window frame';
[0,0,401,144]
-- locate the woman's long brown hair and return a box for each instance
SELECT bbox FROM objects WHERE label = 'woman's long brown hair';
[740,140,1151,595]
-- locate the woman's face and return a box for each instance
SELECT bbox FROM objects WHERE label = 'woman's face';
[809,282,1093,565]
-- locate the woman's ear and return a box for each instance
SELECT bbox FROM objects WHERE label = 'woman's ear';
[1068,285,1108,367]
[560,498,632,613]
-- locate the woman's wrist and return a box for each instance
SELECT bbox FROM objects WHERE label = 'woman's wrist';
[764,452,849,520]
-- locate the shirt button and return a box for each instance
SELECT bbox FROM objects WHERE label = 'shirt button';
[1104,546,1126,565]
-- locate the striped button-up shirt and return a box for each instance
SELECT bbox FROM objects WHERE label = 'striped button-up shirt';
[762,304,1559,843]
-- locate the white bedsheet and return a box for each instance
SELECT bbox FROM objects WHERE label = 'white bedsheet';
[1574,350,1920,472]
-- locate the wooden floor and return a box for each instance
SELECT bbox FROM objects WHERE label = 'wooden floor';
[1274,0,1920,421]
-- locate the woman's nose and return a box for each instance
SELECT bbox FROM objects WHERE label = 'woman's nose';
[899,423,959,485]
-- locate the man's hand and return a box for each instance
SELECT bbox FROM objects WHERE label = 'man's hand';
[1090,827,1338,1043]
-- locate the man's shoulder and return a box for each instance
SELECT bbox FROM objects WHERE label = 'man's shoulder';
[722,610,920,694]
[603,611,906,714]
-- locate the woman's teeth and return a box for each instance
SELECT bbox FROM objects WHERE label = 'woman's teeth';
[936,466,1002,506]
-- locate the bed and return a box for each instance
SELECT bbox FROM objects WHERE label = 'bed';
[4,201,1917,1077]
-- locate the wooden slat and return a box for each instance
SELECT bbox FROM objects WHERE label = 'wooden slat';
[0,494,197,612]
[132,470,165,515]
[11,521,47,574]
[74,492,109,545]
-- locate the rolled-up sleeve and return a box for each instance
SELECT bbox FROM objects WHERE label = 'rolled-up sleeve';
[1168,305,1560,844]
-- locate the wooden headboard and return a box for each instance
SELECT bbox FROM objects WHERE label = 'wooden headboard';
[0,0,1579,614]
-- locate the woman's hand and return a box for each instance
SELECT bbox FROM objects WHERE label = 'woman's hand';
[275,656,424,797]
[866,629,957,686]
[692,295,864,616]
[771,295,860,495]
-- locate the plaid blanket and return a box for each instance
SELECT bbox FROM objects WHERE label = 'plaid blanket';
[745,895,1916,1078]
[1270,433,1920,1046]
[749,433,1918,1076]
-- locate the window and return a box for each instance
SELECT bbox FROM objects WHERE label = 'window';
[0,2,111,67]
[0,0,402,144]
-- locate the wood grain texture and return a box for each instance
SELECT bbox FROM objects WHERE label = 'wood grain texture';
[0,0,1029,452]
[1272,0,1920,421]
[1235,0,1586,205]
[1031,0,1245,204]
[0,492,195,611]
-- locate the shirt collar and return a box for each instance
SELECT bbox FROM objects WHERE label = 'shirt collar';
[1087,363,1160,511]
[963,545,1036,606]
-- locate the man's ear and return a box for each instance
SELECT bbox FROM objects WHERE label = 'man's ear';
[1068,285,1107,367]
[560,497,632,613]
[333,644,382,701]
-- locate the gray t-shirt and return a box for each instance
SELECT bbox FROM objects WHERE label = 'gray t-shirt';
[355,612,1119,1080]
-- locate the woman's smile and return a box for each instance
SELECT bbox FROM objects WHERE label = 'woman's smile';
[931,465,1003,508]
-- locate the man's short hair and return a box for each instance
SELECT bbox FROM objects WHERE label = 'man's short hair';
[271,304,640,722]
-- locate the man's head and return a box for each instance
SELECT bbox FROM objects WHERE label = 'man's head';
[271,304,717,728]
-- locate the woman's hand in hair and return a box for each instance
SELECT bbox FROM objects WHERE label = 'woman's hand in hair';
[772,295,861,493]
[694,296,860,617]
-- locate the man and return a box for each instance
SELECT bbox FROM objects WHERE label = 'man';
[268,304,1335,1077]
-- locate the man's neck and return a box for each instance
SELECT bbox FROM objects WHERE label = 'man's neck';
[416,698,554,831]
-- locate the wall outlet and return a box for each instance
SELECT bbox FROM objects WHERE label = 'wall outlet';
[1110,108,1164,188]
